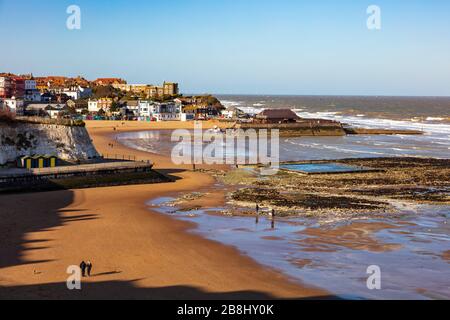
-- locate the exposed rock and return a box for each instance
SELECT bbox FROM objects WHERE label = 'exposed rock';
[0,122,99,164]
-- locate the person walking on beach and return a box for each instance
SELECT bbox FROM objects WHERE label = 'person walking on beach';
[86,261,93,277]
[79,261,87,277]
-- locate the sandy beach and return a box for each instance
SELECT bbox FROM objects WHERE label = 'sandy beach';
[0,120,329,300]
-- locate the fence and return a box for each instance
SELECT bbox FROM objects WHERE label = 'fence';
[101,154,138,162]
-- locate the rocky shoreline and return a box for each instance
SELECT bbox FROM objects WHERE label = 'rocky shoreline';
[227,157,449,216]
[166,158,450,219]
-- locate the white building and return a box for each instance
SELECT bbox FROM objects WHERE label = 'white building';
[88,99,100,113]
[138,100,153,119]
[26,103,67,118]
[50,86,92,100]
[45,105,68,119]
[125,100,139,117]
[61,86,92,100]
[152,102,181,121]
[221,106,246,119]
[3,97,25,115]
[122,100,183,121]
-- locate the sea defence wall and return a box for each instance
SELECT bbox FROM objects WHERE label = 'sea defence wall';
[0,121,100,165]
[233,121,423,137]
[235,120,346,137]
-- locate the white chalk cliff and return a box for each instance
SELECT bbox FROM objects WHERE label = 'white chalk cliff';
[0,122,100,165]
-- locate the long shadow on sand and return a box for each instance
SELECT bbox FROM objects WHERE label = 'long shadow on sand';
[0,189,98,269]
[0,280,337,300]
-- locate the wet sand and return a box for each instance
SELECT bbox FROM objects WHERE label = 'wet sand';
[0,120,328,300]
[153,191,450,299]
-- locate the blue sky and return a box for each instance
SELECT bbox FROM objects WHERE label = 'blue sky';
[0,0,449,96]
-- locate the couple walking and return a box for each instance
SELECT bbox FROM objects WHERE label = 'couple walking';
[79,260,93,277]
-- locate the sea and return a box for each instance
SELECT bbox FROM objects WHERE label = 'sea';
[217,95,450,160]
[117,95,450,300]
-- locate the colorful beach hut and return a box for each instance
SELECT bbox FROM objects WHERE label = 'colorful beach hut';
[19,156,33,169]
[44,155,58,167]
[18,155,58,169]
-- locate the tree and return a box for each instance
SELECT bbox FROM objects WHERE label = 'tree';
[110,102,122,112]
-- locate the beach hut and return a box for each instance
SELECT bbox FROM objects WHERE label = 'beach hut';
[32,155,46,168]
[44,155,58,167]
[19,156,33,169]
[17,155,59,169]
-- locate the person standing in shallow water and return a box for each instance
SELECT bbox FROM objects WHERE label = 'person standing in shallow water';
[79,261,87,277]
[86,261,93,277]
[255,204,260,224]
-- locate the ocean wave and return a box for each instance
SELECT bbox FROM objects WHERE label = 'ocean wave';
[294,111,450,136]
[220,100,243,107]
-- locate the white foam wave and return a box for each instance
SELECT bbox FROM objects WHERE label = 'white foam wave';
[294,111,450,137]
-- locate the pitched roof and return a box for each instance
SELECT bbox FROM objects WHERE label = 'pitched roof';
[126,100,139,107]
[256,109,300,120]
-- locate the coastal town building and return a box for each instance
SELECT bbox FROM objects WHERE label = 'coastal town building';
[24,79,41,102]
[45,104,69,119]
[25,90,42,102]
[53,86,92,100]
[35,76,67,91]
[2,97,25,115]
[255,109,300,124]
[221,106,247,119]
[112,82,179,98]
[152,102,181,121]
[121,100,182,121]
[40,92,55,102]
[88,99,100,113]
[88,98,113,113]
[137,100,152,119]
[0,72,226,122]
[125,100,140,117]
[25,103,68,118]
[0,76,13,98]
[25,79,37,90]
[183,105,222,120]
[163,82,179,96]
